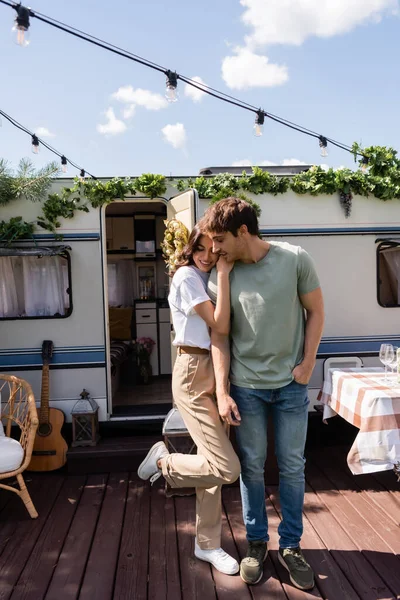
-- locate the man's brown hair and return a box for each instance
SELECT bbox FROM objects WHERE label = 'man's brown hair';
[202,197,259,237]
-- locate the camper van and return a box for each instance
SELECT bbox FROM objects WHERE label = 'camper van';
[1,165,399,424]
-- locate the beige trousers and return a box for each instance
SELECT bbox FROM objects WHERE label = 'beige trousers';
[160,352,240,549]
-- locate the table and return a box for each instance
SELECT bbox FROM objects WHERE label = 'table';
[318,368,400,475]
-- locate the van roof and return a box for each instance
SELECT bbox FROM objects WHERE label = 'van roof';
[198,165,312,176]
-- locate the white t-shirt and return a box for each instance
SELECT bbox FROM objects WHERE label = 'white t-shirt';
[169,266,212,350]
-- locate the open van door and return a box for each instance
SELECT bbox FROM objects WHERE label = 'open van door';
[167,188,198,371]
[167,188,198,231]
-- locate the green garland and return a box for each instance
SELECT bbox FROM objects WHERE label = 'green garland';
[1,143,400,243]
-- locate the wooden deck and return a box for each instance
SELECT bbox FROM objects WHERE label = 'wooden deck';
[0,445,399,600]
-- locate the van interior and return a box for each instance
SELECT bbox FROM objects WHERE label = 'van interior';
[105,200,173,419]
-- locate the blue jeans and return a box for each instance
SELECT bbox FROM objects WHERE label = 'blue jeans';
[230,380,309,548]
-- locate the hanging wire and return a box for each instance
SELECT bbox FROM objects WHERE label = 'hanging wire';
[0,108,97,178]
[0,0,367,160]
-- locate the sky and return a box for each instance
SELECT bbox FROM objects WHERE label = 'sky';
[0,0,400,178]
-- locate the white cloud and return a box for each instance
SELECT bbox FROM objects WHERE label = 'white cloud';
[161,123,187,149]
[96,108,127,136]
[184,76,207,103]
[222,47,288,89]
[35,126,55,138]
[112,86,167,111]
[232,159,253,166]
[233,158,307,166]
[281,158,307,166]
[240,0,398,48]
[122,105,136,120]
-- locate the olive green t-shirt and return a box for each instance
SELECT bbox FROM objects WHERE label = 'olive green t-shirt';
[208,241,320,389]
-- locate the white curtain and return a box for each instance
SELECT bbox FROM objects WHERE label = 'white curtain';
[22,256,67,316]
[0,257,20,317]
[381,247,400,305]
[108,260,135,307]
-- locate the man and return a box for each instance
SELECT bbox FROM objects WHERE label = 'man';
[202,197,324,589]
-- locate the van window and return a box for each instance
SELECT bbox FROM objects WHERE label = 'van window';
[0,251,72,319]
[377,242,400,307]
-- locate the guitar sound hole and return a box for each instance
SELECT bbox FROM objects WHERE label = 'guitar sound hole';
[38,423,52,436]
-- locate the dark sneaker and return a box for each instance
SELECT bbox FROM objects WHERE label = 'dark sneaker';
[240,541,268,585]
[278,547,314,590]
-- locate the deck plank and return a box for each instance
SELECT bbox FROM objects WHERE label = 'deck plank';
[79,473,128,600]
[45,474,108,600]
[174,495,217,600]
[210,501,252,600]
[0,475,64,600]
[223,487,287,600]
[9,476,85,600]
[303,481,394,600]
[0,443,398,600]
[308,454,400,553]
[268,486,359,600]
[311,446,400,526]
[164,496,182,600]
[113,476,150,600]
[305,463,400,598]
[265,497,322,599]
[147,480,182,600]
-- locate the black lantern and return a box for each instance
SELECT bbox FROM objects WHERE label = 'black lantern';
[71,389,100,447]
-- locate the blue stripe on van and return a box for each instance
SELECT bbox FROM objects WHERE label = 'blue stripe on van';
[29,233,100,241]
[0,349,106,368]
[318,338,400,355]
[260,226,400,236]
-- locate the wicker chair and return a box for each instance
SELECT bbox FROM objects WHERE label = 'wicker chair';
[0,375,39,518]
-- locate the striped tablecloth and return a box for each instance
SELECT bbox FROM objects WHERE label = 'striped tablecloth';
[318,368,400,475]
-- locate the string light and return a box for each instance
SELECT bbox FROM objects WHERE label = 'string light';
[319,136,328,158]
[79,168,85,182]
[361,156,369,173]
[0,108,96,178]
[61,155,67,173]
[31,134,39,154]
[0,0,368,162]
[165,70,178,103]
[12,4,31,47]
[254,110,265,137]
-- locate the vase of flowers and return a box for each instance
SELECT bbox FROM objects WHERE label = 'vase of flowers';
[134,337,155,384]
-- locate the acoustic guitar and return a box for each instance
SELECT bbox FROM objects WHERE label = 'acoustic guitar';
[28,340,68,471]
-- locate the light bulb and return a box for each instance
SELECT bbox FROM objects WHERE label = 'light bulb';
[12,5,31,47]
[254,123,263,137]
[79,169,86,182]
[12,24,30,47]
[319,136,328,158]
[31,134,39,154]
[165,83,178,103]
[254,110,265,137]
[165,70,178,103]
[61,156,68,174]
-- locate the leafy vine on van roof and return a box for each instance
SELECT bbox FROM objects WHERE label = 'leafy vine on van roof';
[1,144,400,243]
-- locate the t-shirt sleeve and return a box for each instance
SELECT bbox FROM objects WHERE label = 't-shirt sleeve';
[297,248,320,296]
[206,268,218,304]
[180,273,211,316]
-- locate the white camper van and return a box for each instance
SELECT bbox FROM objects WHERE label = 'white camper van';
[1,166,399,425]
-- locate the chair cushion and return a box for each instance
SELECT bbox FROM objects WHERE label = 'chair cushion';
[0,437,24,473]
[0,421,4,436]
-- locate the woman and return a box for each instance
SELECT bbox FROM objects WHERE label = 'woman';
[138,222,241,575]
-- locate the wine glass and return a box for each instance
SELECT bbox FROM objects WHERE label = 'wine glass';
[388,346,398,386]
[379,344,394,384]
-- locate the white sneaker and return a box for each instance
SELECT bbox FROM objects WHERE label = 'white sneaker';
[137,441,169,484]
[194,540,239,575]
